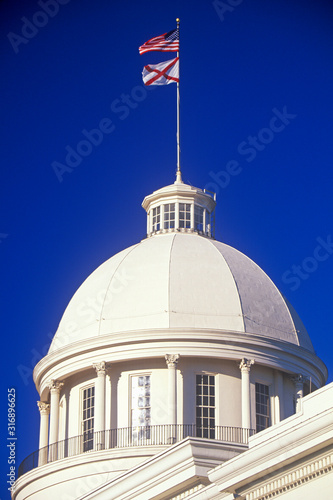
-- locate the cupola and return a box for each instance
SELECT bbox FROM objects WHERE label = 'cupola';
[142,175,216,238]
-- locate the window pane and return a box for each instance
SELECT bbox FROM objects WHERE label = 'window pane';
[152,206,161,231]
[194,205,204,231]
[164,203,175,229]
[255,382,270,432]
[83,386,95,452]
[179,203,191,229]
[196,374,215,439]
[132,375,151,441]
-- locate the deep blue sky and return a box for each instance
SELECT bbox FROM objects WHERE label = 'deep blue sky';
[1,0,333,497]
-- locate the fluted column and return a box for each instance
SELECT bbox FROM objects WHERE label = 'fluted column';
[165,354,179,437]
[37,401,50,465]
[47,380,64,445]
[239,359,254,429]
[93,361,107,449]
[292,374,304,412]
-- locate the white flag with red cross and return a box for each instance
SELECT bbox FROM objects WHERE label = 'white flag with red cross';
[142,57,179,86]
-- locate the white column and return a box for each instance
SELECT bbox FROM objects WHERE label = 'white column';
[93,361,107,449]
[147,211,150,236]
[165,354,179,442]
[37,401,50,465]
[47,380,64,445]
[274,371,284,424]
[239,359,254,429]
[203,208,207,235]
[190,203,195,231]
[149,209,153,234]
[292,374,304,412]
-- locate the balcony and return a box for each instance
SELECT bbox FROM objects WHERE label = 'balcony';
[18,424,255,478]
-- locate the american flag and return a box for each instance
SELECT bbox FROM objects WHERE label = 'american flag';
[139,28,179,55]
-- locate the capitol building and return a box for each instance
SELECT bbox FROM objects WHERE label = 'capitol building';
[13,173,332,499]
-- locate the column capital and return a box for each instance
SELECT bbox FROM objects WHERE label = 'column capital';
[165,354,180,368]
[37,401,50,414]
[239,358,255,373]
[291,374,305,386]
[47,379,64,392]
[93,361,108,376]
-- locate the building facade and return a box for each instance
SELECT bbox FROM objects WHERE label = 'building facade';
[13,176,329,500]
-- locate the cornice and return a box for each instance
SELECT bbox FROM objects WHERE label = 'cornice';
[245,448,333,500]
[33,329,327,394]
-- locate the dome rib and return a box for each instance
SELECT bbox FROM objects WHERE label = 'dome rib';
[167,233,177,329]
[168,234,244,330]
[98,242,140,335]
[207,238,246,333]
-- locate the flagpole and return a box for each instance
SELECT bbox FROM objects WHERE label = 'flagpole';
[176,18,182,183]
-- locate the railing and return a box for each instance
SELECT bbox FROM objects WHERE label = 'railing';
[18,424,255,478]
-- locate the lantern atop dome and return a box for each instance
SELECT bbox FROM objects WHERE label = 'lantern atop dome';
[142,178,216,238]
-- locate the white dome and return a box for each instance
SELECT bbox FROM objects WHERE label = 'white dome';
[49,232,313,354]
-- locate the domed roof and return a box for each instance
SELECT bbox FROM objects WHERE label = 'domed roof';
[49,232,314,354]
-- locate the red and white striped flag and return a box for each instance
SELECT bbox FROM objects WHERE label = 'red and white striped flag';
[142,57,179,86]
[139,29,179,55]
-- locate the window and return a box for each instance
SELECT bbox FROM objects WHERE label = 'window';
[205,211,212,235]
[179,203,191,228]
[152,206,160,231]
[131,375,151,441]
[194,205,204,232]
[255,383,270,432]
[164,203,175,229]
[196,374,215,438]
[82,386,94,451]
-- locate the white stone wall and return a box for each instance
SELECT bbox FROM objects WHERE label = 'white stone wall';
[54,357,300,440]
